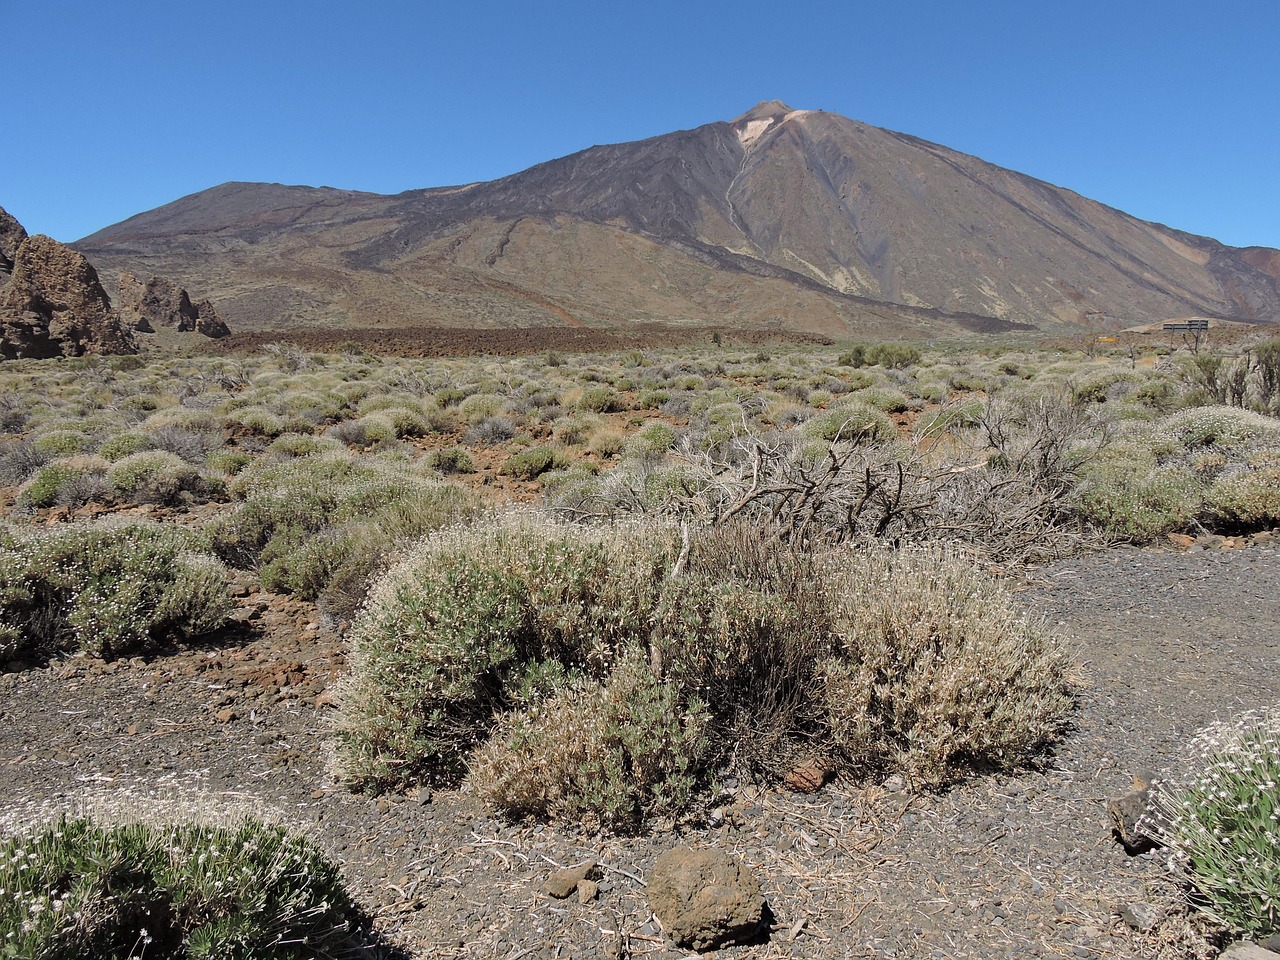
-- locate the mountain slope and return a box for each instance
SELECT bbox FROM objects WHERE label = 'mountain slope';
[76,101,1280,335]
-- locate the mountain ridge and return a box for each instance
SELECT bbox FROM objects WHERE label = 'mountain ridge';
[74,103,1280,336]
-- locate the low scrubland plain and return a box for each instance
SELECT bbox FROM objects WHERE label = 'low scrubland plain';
[1,331,1278,947]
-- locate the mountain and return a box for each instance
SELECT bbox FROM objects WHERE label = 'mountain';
[75,101,1280,337]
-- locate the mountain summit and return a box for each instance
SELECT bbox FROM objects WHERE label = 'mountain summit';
[733,100,794,122]
[75,104,1280,335]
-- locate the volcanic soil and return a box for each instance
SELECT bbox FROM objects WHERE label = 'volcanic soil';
[1,541,1277,959]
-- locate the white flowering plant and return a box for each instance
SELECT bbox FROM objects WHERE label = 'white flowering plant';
[0,816,370,959]
[1146,707,1280,939]
[0,520,230,662]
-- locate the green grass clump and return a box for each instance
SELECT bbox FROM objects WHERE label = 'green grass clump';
[0,521,229,662]
[501,446,569,480]
[107,450,223,505]
[0,816,371,960]
[1147,708,1280,939]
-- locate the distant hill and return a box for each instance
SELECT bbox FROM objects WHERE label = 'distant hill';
[76,101,1280,337]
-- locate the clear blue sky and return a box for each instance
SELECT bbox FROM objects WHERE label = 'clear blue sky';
[4,0,1278,248]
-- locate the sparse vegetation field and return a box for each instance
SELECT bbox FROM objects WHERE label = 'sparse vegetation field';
[1,330,1278,956]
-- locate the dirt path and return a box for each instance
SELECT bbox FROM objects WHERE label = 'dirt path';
[1,544,1277,959]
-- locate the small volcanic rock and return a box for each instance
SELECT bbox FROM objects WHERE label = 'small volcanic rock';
[648,846,767,951]
[543,860,597,899]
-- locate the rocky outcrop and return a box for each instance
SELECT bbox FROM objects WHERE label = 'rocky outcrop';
[0,205,28,282]
[117,271,230,338]
[192,298,230,338]
[0,235,136,359]
[648,847,767,951]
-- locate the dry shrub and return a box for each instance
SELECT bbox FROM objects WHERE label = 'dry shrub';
[335,513,1074,829]
[662,522,837,780]
[470,653,711,833]
[822,544,1073,788]
[331,514,680,792]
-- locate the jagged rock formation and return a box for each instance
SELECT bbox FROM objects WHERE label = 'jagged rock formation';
[0,205,27,283]
[117,272,230,338]
[191,298,230,338]
[76,102,1280,336]
[0,234,137,359]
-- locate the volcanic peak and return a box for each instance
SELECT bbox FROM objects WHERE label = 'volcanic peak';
[734,100,795,123]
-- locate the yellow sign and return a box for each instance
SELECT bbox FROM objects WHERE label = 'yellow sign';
[1096,336,1117,343]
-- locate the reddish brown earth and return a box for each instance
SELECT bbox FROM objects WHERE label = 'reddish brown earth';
[213,323,835,358]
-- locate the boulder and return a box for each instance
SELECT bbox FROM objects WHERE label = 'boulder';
[194,298,231,338]
[116,271,154,332]
[117,272,198,331]
[117,272,230,338]
[648,846,766,951]
[1108,772,1158,854]
[0,205,27,281]
[0,235,136,359]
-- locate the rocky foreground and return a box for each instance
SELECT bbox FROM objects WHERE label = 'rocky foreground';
[1,542,1277,959]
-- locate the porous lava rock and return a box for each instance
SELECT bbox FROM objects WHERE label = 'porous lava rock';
[117,271,230,338]
[0,235,136,359]
[648,846,767,951]
[0,205,27,282]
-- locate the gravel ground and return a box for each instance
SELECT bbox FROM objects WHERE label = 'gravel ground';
[1,543,1277,959]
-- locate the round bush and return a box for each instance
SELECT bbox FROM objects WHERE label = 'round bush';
[333,516,680,790]
[0,816,371,960]
[0,520,230,661]
[821,544,1073,788]
[29,429,91,458]
[803,403,897,444]
[17,458,110,510]
[97,432,152,462]
[1158,406,1280,452]
[107,450,216,504]
[1208,466,1280,527]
